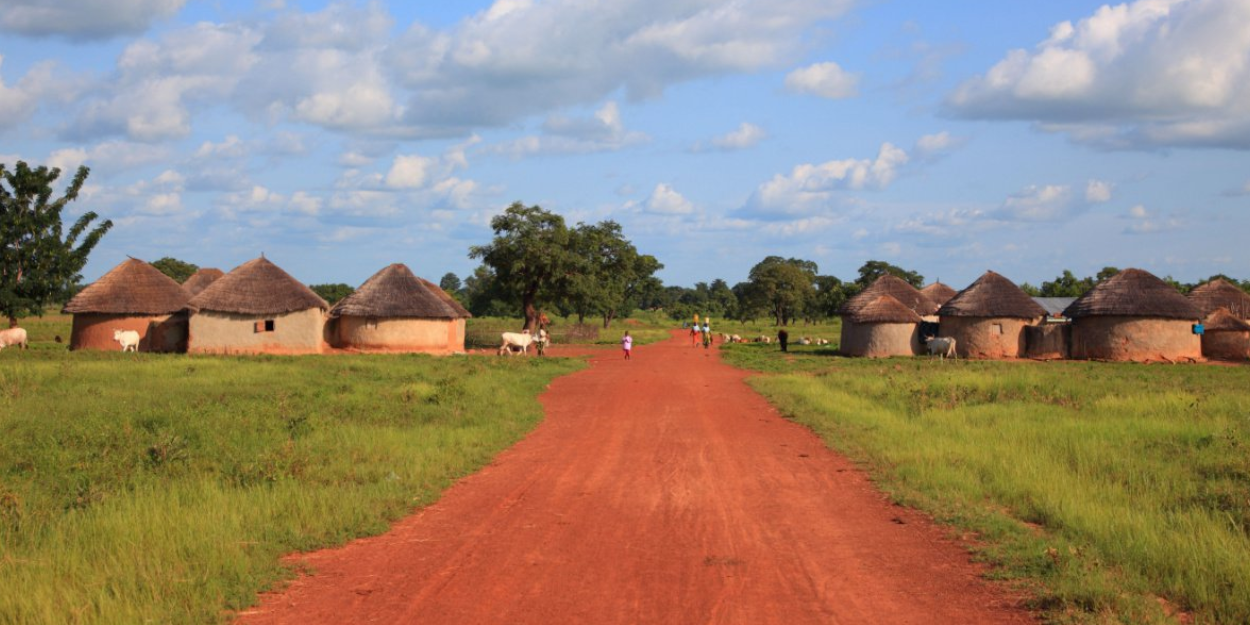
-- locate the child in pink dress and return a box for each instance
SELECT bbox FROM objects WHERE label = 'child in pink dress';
[622,331,633,360]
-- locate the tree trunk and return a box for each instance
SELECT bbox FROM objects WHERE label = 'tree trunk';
[602,310,615,329]
[521,292,539,332]
[7,315,17,328]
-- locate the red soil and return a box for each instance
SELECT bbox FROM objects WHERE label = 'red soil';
[237,331,1033,624]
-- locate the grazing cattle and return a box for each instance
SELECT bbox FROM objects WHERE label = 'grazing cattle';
[798,337,812,345]
[113,329,141,352]
[0,327,28,350]
[755,335,772,344]
[730,334,742,343]
[498,330,534,356]
[925,336,958,359]
[814,338,829,345]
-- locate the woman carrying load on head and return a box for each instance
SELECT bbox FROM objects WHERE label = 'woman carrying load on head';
[702,319,712,349]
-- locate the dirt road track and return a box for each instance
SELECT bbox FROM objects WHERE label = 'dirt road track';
[238,331,1032,624]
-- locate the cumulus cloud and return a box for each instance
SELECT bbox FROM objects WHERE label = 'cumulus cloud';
[911,131,966,162]
[1085,179,1113,203]
[693,122,767,152]
[784,61,859,99]
[946,0,1250,149]
[0,0,186,40]
[486,102,648,157]
[997,184,1076,222]
[385,154,436,189]
[47,141,170,176]
[743,142,909,218]
[644,183,696,215]
[1123,203,1183,234]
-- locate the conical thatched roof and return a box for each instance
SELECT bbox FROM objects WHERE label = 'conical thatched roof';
[840,275,938,317]
[189,256,327,315]
[62,258,191,315]
[1189,279,1250,319]
[939,271,1046,319]
[1062,268,1201,320]
[920,282,958,307]
[182,268,224,296]
[846,295,923,324]
[330,264,471,319]
[1204,307,1250,332]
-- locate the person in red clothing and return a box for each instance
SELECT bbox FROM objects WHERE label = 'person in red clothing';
[622,331,633,360]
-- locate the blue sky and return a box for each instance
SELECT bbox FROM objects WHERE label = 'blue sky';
[2,0,1248,290]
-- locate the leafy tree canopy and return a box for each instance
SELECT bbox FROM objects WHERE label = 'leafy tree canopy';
[151,257,198,284]
[309,283,354,304]
[439,272,462,294]
[1,161,112,326]
[855,260,923,289]
[746,256,817,326]
[469,202,575,330]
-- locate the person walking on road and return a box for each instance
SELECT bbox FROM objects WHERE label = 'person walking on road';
[701,321,712,349]
[622,331,633,360]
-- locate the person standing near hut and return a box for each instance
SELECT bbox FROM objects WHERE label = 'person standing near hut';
[622,331,632,360]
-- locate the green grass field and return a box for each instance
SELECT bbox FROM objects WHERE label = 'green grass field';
[722,342,1250,624]
[0,317,585,624]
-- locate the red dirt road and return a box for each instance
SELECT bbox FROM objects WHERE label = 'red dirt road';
[238,332,1032,624]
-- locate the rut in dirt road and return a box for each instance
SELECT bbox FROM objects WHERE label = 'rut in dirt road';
[238,331,1032,625]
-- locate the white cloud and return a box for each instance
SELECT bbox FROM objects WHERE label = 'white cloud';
[1123,204,1183,234]
[385,154,436,189]
[288,191,322,216]
[487,101,648,157]
[946,0,1250,149]
[744,142,909,218]
[47,141,170,176]
[644,184,696,215]
[1085,179,1113,203]
[997,184,1075,222]
[912,131,966,161]
[0,0,187,40]
[697,122,767,152]
[784,61,859,99]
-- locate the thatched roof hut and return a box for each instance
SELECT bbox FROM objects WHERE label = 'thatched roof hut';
[840,275,938,318]
[329,264,471,354]
[938,271,1046,359]
[1200,307,1250,361]
[1188,278,1250,320]
[187,256,328,355]
[919,282,958,307]
[62,258,191,352]
[839,295,924,357]
[1063,268,1202,362]
[182,268,224,296]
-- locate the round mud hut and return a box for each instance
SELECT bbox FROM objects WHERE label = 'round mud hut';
[187,257,329,355]
[1199,308,1250,361]
[182,268,224,296]
[1062,268,1203,362]
[920,282,958,308]
[329,263,471,354]
[938,271,1046,359]
[1188,278,1250,322]
[839,295,924,357]
[839,275,938,355]
[61,258,192,352]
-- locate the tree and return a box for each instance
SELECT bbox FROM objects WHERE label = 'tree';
[309,283,354,304]
[811,275,853,320]
[439,272,462,294]
[855,260,923,289]
[469,202,575,331]
[1,162,112,327]
[747,256,817,326]
[151,257,199,283]
[463,265,512,317]
[1039,270,1094,297]
[1094,266,1120,283]
[1018,282,1041,296]
[564,220,662,328]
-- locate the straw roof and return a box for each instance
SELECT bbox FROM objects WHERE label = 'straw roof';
[1062,268,1201,320]
[919,282,958,307]
[1188,278,1250,319]
[840,275,938,317]
[182,268,224,296]
[330,264,471,319]
[846,295,923,324]
[62,258,191,315]
[189,256,327,315]
[1204,307,1250,332]
[939,271,1046,319]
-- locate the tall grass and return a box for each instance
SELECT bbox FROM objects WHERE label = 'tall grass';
[0,350,583,624]
[722,345,1250,624]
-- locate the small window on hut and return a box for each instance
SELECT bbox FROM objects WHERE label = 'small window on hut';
[254,319,276,333]
[992,323,1004,335]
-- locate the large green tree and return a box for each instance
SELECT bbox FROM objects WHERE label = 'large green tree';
[309,283,354,304]
[1039,270,1094,297]
[469,202,575,330]
[855,260,923,289]
[746,256,817,326]
[0,162,112,327]
[151,257,199,284]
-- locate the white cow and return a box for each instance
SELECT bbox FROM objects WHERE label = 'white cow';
[925,336,957,359]
[0,327,28,350]
[498,330,534,356]
[114,329,141,352]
